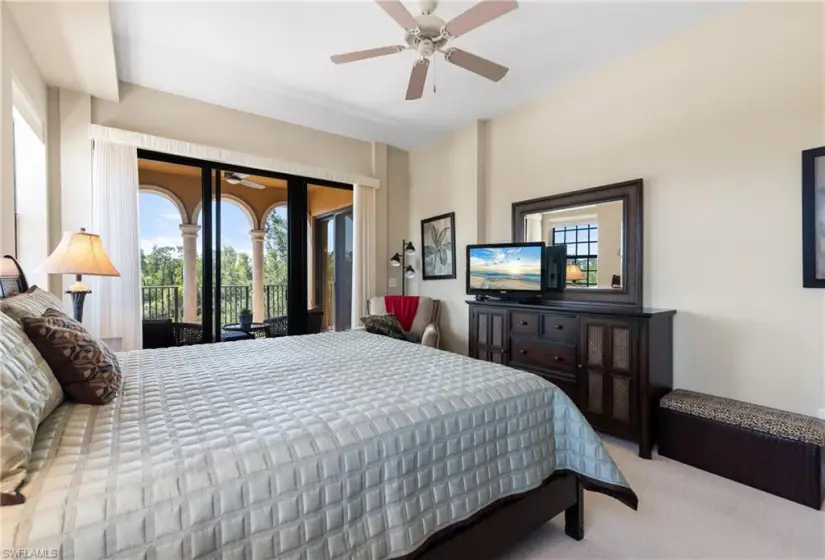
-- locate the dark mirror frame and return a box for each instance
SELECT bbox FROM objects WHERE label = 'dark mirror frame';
[511,179,643,307]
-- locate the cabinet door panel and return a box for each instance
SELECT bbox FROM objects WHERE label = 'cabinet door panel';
[611,326,632,372]
[587,371,604,414]
[586,324,606,367]
[580,317,638,434]
[470,307,508,364]
[610,373,632,423]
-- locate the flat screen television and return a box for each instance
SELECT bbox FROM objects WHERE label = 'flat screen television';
[466,242,546,297]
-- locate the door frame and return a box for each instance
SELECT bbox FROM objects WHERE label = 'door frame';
[137,149,353,339]
[313,205,354,331]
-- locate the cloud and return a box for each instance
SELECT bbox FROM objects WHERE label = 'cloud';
[140,236,183,253]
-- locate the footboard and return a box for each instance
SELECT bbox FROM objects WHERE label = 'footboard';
[402,471,582,560]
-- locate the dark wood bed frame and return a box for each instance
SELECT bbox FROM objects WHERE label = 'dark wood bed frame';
[407,472,583,559]
[0,255,585,558]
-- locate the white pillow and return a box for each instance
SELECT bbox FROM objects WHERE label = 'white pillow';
[0,310,63,500]
[0,286,66,325]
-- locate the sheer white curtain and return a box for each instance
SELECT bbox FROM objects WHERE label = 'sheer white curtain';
[87,140,142,351]
[352,184,377,326]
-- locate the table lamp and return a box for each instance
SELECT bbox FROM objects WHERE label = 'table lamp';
[566,263,585,283]
[40,228,120,322]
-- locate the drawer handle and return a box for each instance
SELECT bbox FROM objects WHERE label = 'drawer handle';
[519,320,528,326]
[519,349,527,355]
[554,324,564,330]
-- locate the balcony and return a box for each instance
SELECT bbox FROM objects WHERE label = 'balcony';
[142,284,288,326]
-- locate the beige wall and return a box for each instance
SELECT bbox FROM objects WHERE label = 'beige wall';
[406,3,825,416]
[92,83,374,179]
[407,123,483,354]
[1,2,49,255]
[387,146,410,295]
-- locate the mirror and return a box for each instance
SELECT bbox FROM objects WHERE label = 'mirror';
[512,179,642,307]
[523,200,624,289]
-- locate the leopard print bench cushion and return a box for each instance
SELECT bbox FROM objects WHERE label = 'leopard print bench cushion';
[660,390,825,447]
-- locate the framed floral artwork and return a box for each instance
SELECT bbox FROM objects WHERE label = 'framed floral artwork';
[421,212,456,280]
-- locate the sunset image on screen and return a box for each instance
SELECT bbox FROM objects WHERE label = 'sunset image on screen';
[469,246,542,291]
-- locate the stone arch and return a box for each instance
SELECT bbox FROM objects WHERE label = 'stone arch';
[193,194,259,230]
[260,201,287,229]
[139,184,189,225]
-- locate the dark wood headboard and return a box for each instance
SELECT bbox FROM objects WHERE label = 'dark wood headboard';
[0,255,29,299]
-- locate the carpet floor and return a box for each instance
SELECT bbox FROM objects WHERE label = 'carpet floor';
[500,437,825,559]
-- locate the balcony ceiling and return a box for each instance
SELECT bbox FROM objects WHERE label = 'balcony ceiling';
[111,1,736,149]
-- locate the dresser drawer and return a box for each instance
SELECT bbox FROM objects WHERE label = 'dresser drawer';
[509,336,577,373]
[541,314,578,341]
[511,311,540,336]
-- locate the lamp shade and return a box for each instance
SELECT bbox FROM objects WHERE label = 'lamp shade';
[40,230,120,277]
[566,263,585,282]
[404,265,416,279]
[404,241,416,256]
[390,253,402,267]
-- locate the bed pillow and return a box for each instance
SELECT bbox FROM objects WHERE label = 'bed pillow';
[0,310,64,504]
[360,314,408,341]
[41,308,121,374]
[21,311,121,405]
[0,286,65,325]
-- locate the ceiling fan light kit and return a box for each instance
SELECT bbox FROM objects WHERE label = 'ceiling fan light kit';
[331,0,518,100]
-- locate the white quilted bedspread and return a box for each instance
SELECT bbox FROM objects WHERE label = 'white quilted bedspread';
[1,331,632,559]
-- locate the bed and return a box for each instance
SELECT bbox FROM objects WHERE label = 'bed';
[0,258,636,559]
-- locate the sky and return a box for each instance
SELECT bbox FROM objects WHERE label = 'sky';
[469,246,542,273]
[139,192,285,255]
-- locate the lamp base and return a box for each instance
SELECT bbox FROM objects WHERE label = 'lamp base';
[66,290,90,323]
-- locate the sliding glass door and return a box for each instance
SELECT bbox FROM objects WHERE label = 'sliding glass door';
[137,149,352,346]
[314,206,353,331]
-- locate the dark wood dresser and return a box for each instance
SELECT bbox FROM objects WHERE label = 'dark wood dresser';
[468,300,675,458]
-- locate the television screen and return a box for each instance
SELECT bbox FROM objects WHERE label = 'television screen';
[467,243,545,293]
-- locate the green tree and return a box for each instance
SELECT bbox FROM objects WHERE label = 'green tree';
[264,209,288,286]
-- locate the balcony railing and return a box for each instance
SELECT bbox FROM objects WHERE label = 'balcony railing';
[142,284,288,325]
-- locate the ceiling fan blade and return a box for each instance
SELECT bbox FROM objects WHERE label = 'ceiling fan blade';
[445,48,508,82]
[331,46,404,64]
[443,0,518,38]
[239,179,265,190]
[375,0,420,31]
[405,58,430,101]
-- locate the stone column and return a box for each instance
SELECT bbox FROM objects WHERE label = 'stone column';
[179,224,201,322]
[250,229,267,322]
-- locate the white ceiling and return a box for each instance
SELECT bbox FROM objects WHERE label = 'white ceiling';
[111,1,735,149]
[9,0,119,101]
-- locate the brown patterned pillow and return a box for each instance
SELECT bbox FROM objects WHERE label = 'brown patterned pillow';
[41,308,121,375]
[360,314,407,341]
[21,311,121,405]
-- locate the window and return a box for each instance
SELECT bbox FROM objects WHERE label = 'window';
[12,106,47,288]
[552,224,598,287]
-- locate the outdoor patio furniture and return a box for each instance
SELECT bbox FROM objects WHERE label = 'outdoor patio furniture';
[220,331,253,343]
[223,322,269,339]
[263,308,325,338]
[173,322,205,346]
[142,319,176,349]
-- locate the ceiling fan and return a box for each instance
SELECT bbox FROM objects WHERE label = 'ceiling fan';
[224,171,265,190]
[331,0,518,100]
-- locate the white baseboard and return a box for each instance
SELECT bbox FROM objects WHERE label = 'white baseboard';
[818,408,825,420]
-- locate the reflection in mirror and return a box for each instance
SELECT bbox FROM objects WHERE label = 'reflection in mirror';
[524,200,624,289]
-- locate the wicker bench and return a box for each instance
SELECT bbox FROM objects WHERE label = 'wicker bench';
[659,390,825,509]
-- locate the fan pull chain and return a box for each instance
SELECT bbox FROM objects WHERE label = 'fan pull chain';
[433,55,437,94]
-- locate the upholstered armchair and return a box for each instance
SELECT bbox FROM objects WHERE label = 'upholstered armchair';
[367,296,441,349]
